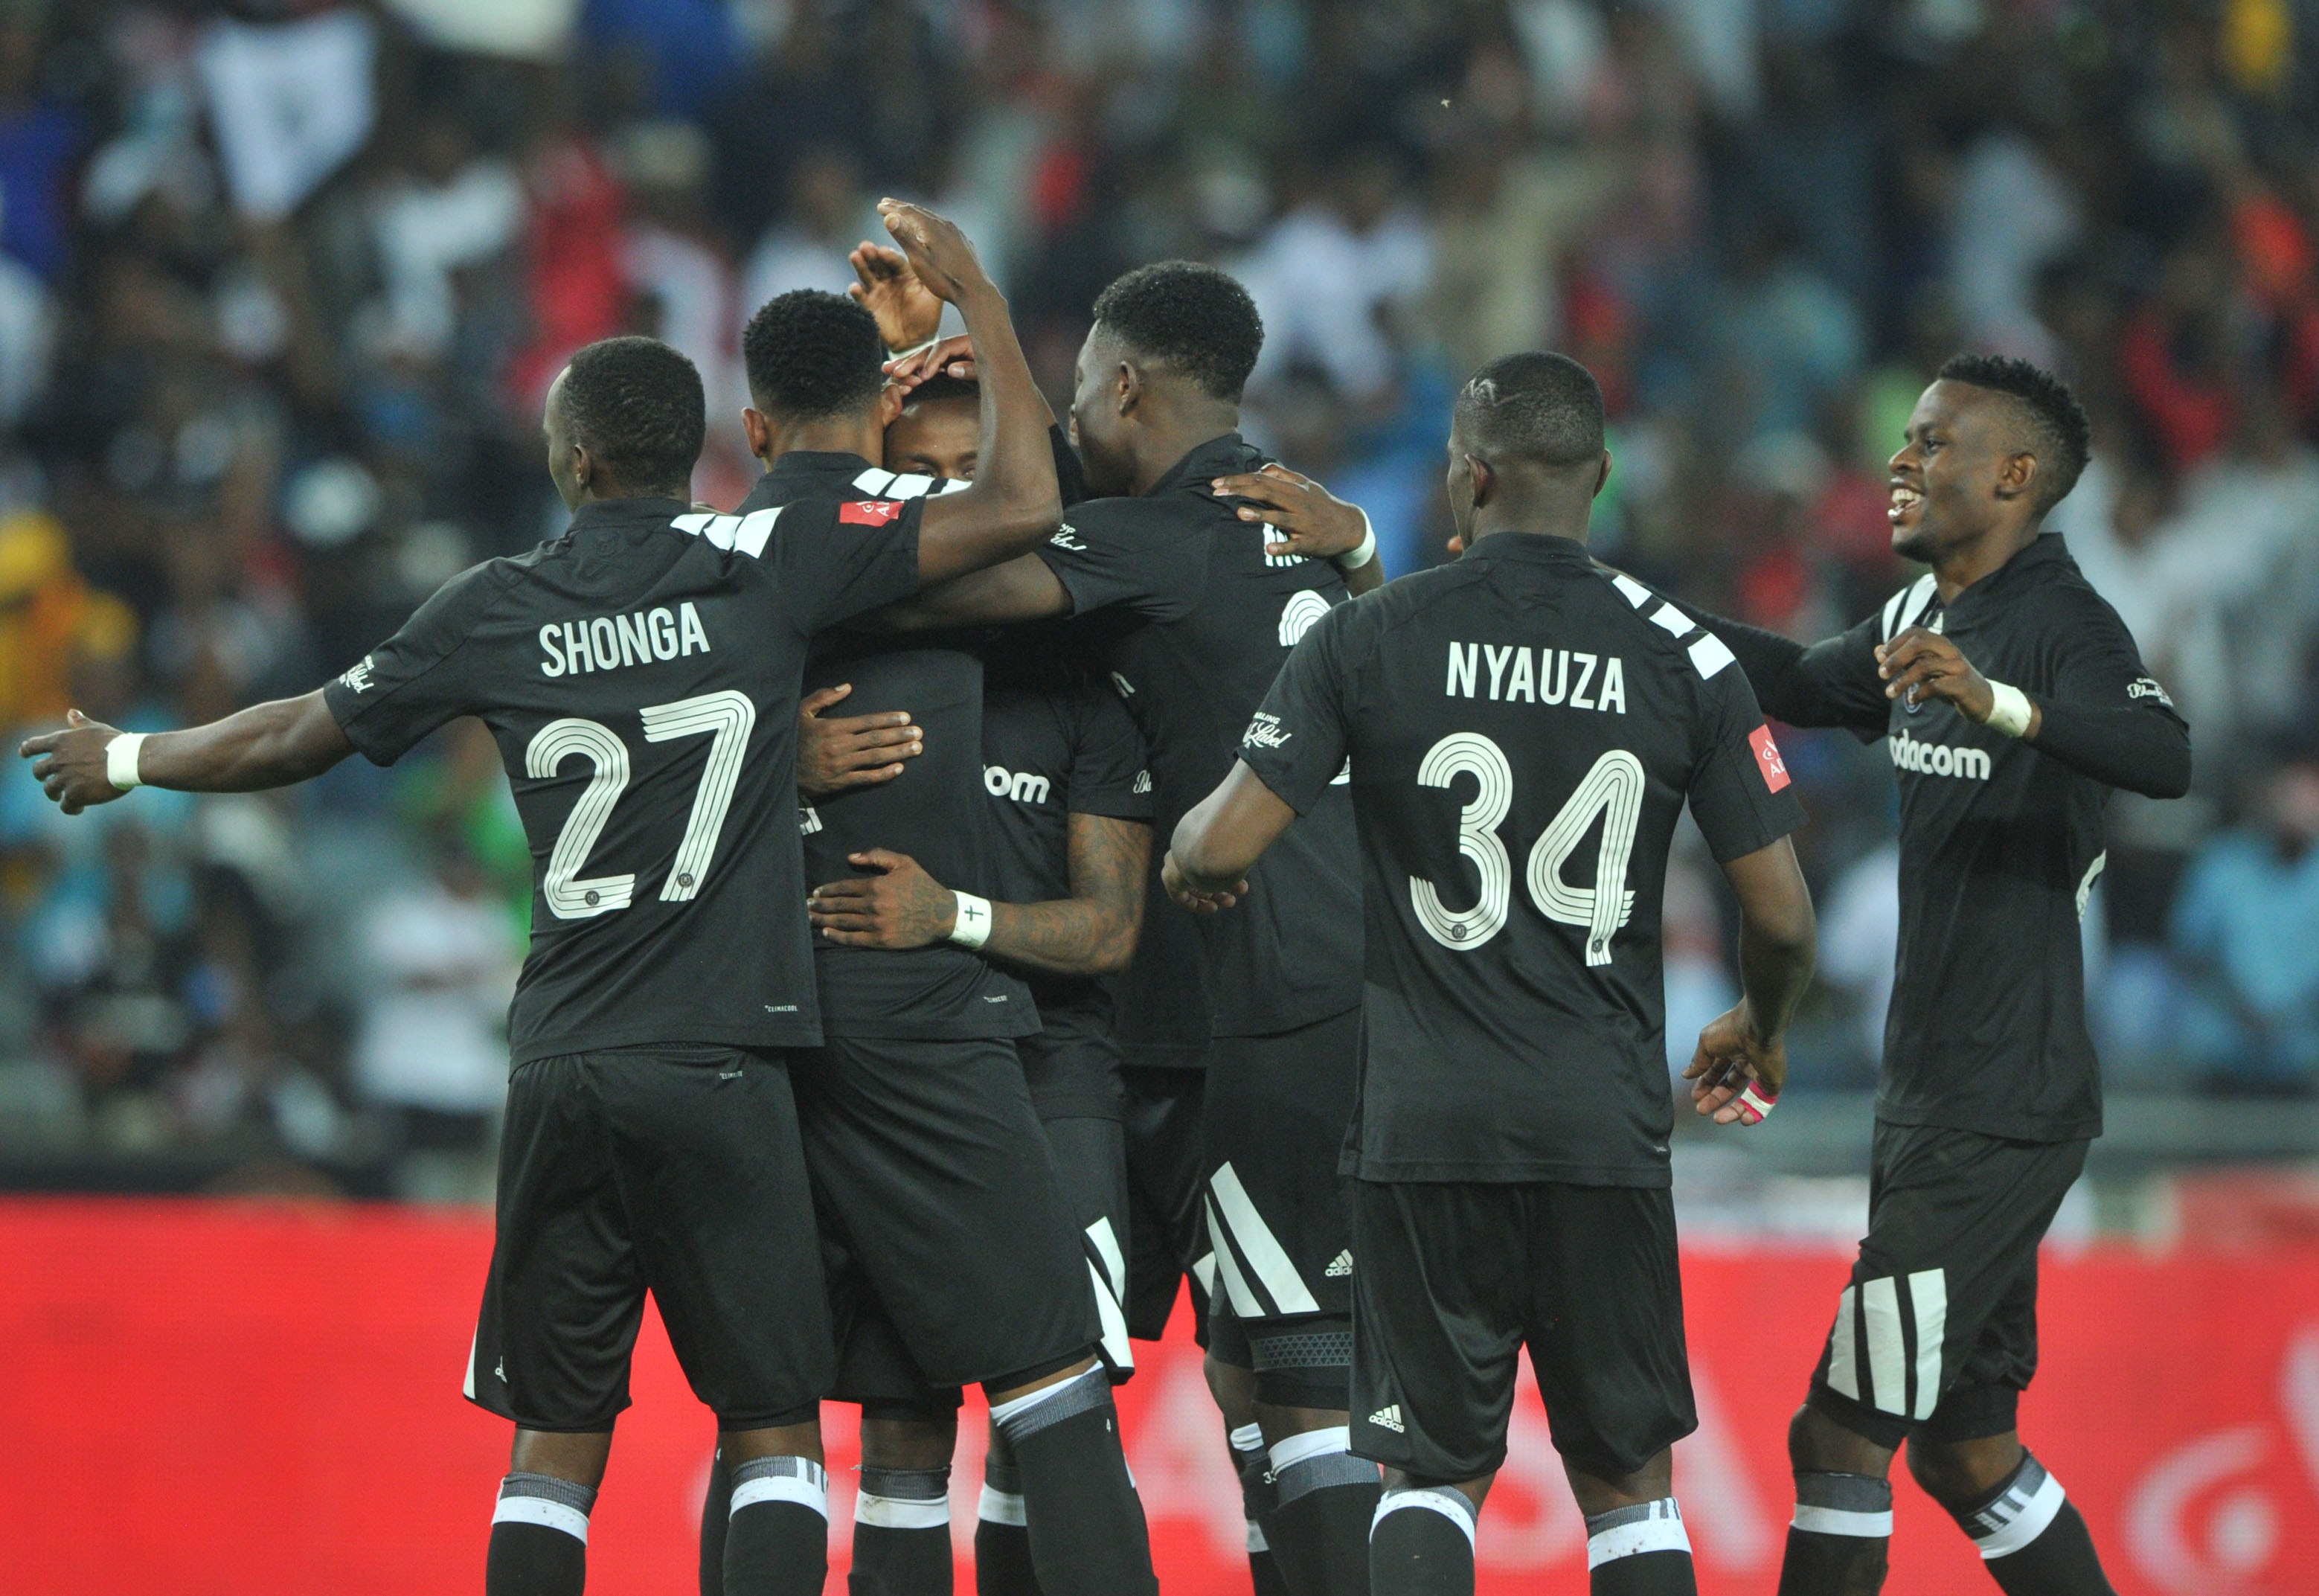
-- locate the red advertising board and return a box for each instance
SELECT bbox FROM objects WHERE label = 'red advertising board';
[1,1199,2315,1594]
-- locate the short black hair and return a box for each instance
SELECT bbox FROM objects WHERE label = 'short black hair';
[742,289,887,420]
[1453,352,1605,467]
[899,372,979,408]
[559,336,705,488]
[1091,261,1263,403]
[1936,352,2092,513]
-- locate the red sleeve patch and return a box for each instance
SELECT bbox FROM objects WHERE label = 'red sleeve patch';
[1750,725,1791,792]
[838,499,905,526]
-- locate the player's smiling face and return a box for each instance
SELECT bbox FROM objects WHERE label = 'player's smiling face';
[1887,379,2014,564]
[886,394,979,481]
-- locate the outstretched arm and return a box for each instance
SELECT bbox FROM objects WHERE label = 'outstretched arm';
[1684,836,1818,1124]
[1707,612,1887,734]
[21,695,354,813]
[1163,760,1298,913]
[875,202,1061,586]
[805,814,1150,977]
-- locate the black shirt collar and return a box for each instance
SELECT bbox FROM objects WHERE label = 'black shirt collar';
[1936,531,2074,620]
[565,496,690,537]
[764,449,877,485]
[1147,432,1266,497]
[1457,531,1594,565]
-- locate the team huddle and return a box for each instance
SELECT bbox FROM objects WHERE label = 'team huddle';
[22,202,2187,1596]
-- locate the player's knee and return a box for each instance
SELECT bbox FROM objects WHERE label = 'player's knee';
[1905,1434,2022,1510]
[1788,1402,1892,1477]
[1205,1350,1258,1424]
[859,1412,959,1471]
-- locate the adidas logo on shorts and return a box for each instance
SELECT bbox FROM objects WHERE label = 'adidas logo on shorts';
[1369,1405,1404,1434]
[1324,1250,1353,1278]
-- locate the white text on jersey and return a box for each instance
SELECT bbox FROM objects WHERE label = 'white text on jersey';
[984,764,1051,804]
[539,602,711,678]
[1890,728,1991,781]
[1444,641,1627,714]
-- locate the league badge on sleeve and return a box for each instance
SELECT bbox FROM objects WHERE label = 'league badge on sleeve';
[838,500,905,526]
[1749,725,1791,792]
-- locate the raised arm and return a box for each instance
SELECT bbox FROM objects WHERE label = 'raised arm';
[804,814,1150,978]
[874,202,1061,586]
[21,695,354,813]
[1684,836,1818,1124]
[1708,612,1888,734]
[1162,760,1299,913]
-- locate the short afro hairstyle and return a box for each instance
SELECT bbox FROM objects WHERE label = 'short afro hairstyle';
[558,336,705,489]
[899,372,980,408]
[1090,261,1263,403]
[742,289,887,420]
[1453,352,1605,468]
[1936,352,2092,514]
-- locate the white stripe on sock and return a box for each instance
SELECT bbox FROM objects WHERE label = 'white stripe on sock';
[493,1495,589,1543]
[731,1473,827,1517]
[1230,1422,1266,1454]
[1861,1276,1907,1415]
[856,1491,949,1531]
[1792,1504,1894,1538]
[977,1487,1027,1528]
[1373,1487,1477,1548]
[1268,1426,1350,1474]
[988,1367,1101,1430]
[1978,1472,2067,1560]
[1586,1500,1690,1568]
[1208,1162,1321,1313]
[1826,1286,1859,1401]
[1247,1519,1270,1553]
[1908,1268,1948,1420]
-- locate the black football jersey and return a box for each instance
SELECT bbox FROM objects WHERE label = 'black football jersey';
[740,452,1036,1041]
[1036,434,1363,1045]
[980,629,1155,1022]
[321,492,922,1063]
[1714,534,2185,1142]
[1239,532,1804,1185]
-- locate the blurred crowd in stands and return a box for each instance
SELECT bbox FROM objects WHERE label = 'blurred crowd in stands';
[4,0,2318,1197]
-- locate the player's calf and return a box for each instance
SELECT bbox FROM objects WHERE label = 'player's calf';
[988,1356,1158,1595]
[1369,1472,1484,1596]
[854,1411,958,1596]
[1913,1440,2115,1596]
[1779,1403,1897,1596]
[1568,1451,1696,1596]
[703,1421,830,1596]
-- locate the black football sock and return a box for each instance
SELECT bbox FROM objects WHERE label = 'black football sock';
[1778,1472,1892,1595]
[1951,1455,2115,1596]
[487,1472,596,1596]
[989,1369,1158,1596]
[1368,1485,1475,1596]
[1585,1499,1696,1596]
[722,1455,830,1596]
[1232,1423,1291,1596]
[973,1458,1040,1596]
[1264,1426,1382,1595]
[701,1452,731,1596]
[851,1465,952,1596]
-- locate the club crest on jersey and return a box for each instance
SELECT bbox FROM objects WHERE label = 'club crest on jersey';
[838,499,905,526]
[339,656,376,693]
[1750,725,1791,792]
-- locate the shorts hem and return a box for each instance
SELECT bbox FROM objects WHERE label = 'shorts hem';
[510,1027,818,1065]
[1348,1161,1671,1187]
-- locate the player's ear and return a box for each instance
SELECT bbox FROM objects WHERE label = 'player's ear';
[1114,359,1141,418]
[1995,449,2036,502]
[1466,454,1495,509]
[877,384,906,427]
[741,406,773,461]
[1592,448,1613,499]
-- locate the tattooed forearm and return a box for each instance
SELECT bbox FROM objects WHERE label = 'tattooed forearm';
[984,813,1150,978]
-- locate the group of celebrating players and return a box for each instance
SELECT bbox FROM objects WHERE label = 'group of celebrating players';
[22,199,2188,1596]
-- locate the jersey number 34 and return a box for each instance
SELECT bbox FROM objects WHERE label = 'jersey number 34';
[1413,733,1640,966]
[525,689,757,919]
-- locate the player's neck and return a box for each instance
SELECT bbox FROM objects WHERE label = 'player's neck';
[1466,504,1589,546]
[1126,408,1237,497]
[759,411,885,470]
[1930,519,2041,602]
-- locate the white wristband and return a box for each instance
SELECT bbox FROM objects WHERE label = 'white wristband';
[948,891,992,949]
[1984,680,2033,739]
[106,732,145,791]
[1335,511,1378,571]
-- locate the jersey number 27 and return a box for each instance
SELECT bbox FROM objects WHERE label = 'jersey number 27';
[525,690,757,919]
[1413,733,1640,966]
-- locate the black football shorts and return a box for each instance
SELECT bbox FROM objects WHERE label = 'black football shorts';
[1121,1064,1212,1342]
[1202,1009,1361,1406]
[1806,1121,2090,1449]
[794,1036,1091,1391]
[469,1046,832,1432]
[1349,1179,1696,1483]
